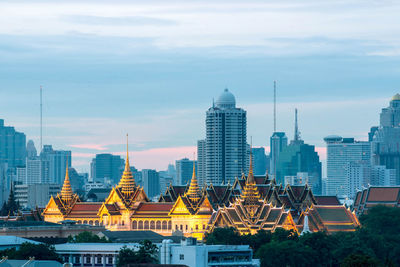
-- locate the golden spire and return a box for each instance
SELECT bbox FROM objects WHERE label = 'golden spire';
[61,159,73,202]
[241,144,260,217]
[119,134,136,194]
[186,156,201,203]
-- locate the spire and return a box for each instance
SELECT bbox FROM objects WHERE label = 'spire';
[301,214,312,235]
[241,143,260,217]
[186,157,201,203]
[119,134,136,194]
[61,160,73,202]
[294,108,299,142]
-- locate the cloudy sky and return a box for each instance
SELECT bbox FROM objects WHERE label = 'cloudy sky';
[1,0,400,174]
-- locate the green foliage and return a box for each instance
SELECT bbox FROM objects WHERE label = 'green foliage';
[206,206,400,267]
[67,231,111,243]
[116,240,158,267]
[0,242,62,262]
[0,186,20,216]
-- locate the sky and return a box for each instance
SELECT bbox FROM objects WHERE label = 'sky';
[1,0,400,174]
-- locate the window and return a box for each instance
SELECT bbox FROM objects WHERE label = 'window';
[107,256,113,264]
[185,225,188,231]
[180,254,184,260]
[195,225,198,230]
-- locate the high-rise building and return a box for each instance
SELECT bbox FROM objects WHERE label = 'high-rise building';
[324,136,370,198]
[346,161,370,199]
[142,169,160,199]
[90,154,124,185]
[370,165,396,186]
[252,147,268,176]
[26,140,37,159]
[205,89,247,184]
[371,94,400,184]
[0,119,26,169]
[15,183,61,209]
[0,163,10,205]
[197,139,206,185]
[276,110,322,193]
[40,145,71,185]
[176,158,197,185]
[269,132,288,178]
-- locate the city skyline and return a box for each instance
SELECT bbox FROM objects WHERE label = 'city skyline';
[1,0,400,173]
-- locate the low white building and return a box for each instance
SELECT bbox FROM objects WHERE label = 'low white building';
[160,238,260,267]
[54,242,140,267]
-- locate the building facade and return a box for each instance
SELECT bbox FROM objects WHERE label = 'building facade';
[324,136,370,198]
[197,139,206,185]
[205,89,247,184]
[269,132,288,178]
[176,158,197,185]
[40,145,71,185]
[91,154,124,185]
[15,183,61,208]
[0,119,26,170]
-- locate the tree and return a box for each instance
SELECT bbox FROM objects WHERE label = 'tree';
[116,240,158,267]
[341,254,381,267]
[204,227,243,245]
[0,242,62,262]
[68,231,110,243]
[0,185,19,216]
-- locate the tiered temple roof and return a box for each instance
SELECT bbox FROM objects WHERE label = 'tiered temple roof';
[297,205,360,233]
[353,186,400,216]
[208,161,297,235]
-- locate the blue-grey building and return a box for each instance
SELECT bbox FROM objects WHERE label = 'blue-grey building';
[142,169,160,199]
[0,119,26,169]
[176,158,197,185]
[90,154,124,185]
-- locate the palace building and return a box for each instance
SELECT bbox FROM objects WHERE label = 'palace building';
[43,138,360,240]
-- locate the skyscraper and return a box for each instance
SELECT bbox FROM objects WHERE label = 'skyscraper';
[324,136,370,198]
[371,94,400,184]
[40,145,71,185]
[252,147,268,176]
[269,132,288,178]
[0,119,26,169]
[91,153,124,185]
[26,140,37,159]
[176,158,197,185]
[205,89,247,184]
[142,169,160,199]
[276,110,322,193]
[197,139,206,185]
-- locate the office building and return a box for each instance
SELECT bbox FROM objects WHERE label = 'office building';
[269,132,288,178]
[346,162,370,199]
[252,147,268,176]
[15,183,61,208]
[159,170,174,194]
[0,119,26,170]
[370,165,396,187]
[371,94,400,184]
[142,169,160,199]
[26,140,37,159]
[0,163,10,206]
[324,136,370,198]
[40,145,71,185]
[90,154,124,185]
[197,139,206,185]
[205,89,247,184]
[176,158,197,185]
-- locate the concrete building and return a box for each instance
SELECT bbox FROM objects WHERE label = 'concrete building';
[15,184,61,208]
[197,139,206,185]
[40,145,71,185]
[176,158,197,185]
[0,119,26,170]
[269,132,288,178]
[324,136,370,199]
[26,139,37,159]
[371,165,396,186]
[90,154,124,185]
[142,169,160,199]
[205,89,247,184]
[252,147,268,176]
[346,162,370,199]
[0,163,10,206]
[160,239,260,267]
[371,94,400,185]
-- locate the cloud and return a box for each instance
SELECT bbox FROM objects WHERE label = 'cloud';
[63,15,177,26]
[69,143,108,151]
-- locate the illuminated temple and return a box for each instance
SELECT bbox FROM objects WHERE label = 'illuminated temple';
[43,140,360,239]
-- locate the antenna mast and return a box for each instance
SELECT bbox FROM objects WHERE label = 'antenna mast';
[273,81,276,133]
[40,85,43,152]
[294,108,298,141]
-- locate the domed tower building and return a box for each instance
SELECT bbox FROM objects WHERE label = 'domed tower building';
[203,89,248,185]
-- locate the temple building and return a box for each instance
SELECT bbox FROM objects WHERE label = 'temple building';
[43,137,361,240]
[353,186,400,216]
[208,157,297,234]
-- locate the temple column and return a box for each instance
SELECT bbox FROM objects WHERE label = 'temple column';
[102,255,106,267]
[92,254,95,266]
